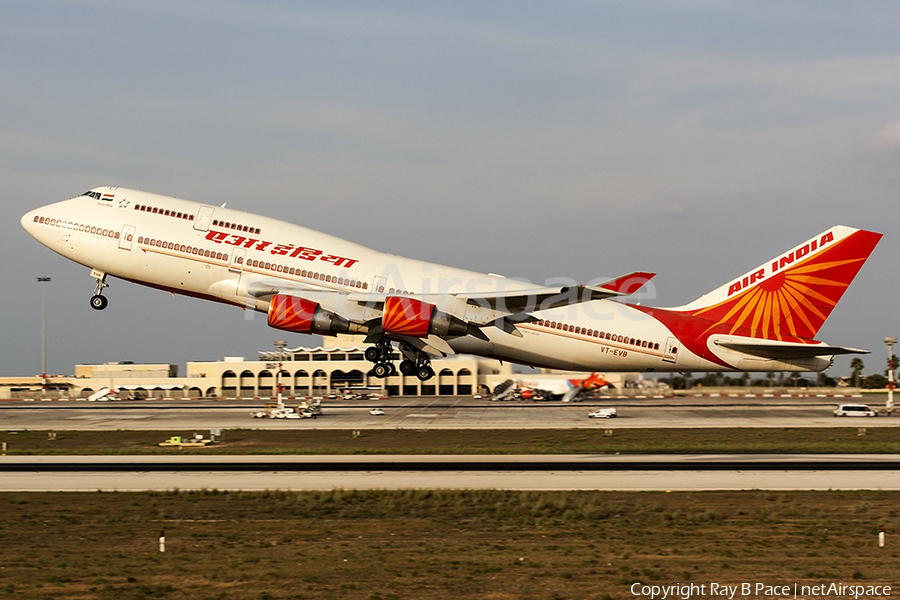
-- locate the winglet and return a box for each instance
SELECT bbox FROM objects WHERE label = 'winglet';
[593,271,655,295]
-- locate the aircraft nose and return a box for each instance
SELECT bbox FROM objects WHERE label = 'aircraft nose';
[21,208,39,236]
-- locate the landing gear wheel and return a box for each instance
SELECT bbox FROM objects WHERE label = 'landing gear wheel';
[387,362,397,377]
[90,295,108,311]
[373,363,389,378]
[399,360,415,375]
[416,365,435,381]
[365,347,381,363]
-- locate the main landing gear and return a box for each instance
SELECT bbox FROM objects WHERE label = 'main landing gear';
[90,271,109,311]
[365,338,396,379]
[366,338,435,381]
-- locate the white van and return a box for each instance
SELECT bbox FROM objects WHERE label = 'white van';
[833,404,876,417]
[588,408,617,419]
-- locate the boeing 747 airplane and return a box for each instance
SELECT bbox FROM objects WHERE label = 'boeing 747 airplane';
[22,187,881,381]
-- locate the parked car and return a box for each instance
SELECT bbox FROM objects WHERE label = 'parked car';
[833,403,877,417]
[588,407,617,418]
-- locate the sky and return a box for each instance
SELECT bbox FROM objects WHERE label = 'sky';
[2,0,899,379]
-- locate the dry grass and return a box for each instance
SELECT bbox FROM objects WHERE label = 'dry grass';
[0,490,898,599]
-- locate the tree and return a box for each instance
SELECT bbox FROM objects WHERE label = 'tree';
[863,374,889,389]
[817,372,836,387]
[850,358,864,388]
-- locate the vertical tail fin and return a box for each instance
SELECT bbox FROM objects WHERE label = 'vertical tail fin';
[676,226,881,341]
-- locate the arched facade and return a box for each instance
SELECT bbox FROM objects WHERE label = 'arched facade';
[222,370,237,396]
[258,369,273,396]
[185,346,511,398]
[457,368,474,395]
[4,350,526,400]
[239,370,255,397]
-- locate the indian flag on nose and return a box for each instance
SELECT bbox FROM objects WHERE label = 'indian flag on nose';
[102,193,115,201]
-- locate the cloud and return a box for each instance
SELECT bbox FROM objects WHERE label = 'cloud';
[875,119,900,149]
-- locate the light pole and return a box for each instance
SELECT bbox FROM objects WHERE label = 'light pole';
[886,337,897,415]
[37,277,51,395]
[274,340,287,410]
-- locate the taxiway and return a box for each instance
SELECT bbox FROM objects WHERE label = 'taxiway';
[0,395,893,430]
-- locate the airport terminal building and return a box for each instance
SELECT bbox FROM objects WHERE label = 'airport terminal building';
[1,342,518,400]
[1,333,637,400]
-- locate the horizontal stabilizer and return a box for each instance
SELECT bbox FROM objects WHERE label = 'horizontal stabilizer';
[713,336,869,360]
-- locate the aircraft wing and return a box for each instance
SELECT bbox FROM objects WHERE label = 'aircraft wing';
[713,338,869,359]
[270,271,655,315]
[454,271,656,313]
[252,272,655,339]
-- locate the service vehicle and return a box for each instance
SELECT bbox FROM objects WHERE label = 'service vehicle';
[588,407,618,418]
[833,403,877,417]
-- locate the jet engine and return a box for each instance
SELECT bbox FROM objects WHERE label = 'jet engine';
[268,294,351,335]
[381,296,469,338]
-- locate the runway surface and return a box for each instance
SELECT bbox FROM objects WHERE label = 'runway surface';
[1,395,895,430]
[2,397,896,491]
[2,455,899,492]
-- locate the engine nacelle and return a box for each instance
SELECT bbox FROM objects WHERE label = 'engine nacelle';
[268,294,351,335]
[382,296,469,338]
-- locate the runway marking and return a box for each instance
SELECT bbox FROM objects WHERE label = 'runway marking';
[67,415,152,420]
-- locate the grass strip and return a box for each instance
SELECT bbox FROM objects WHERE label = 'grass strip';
[0,489,898,599]
[3,427,900,455]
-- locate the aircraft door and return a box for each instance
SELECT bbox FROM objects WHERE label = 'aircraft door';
[194,206,215,231]
[118,224,136,250]
[662,336,679,364]
[372,276,387,293]
[229,247,246,273]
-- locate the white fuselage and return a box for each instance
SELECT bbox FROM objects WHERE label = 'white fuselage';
[21,187,821,374]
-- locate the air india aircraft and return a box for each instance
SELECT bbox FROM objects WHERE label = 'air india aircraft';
[21,187,881,381]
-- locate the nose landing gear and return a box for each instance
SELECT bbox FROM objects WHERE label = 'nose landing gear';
[90,271,109,311]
